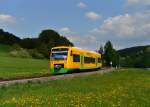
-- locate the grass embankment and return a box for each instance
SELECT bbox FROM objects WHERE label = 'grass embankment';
[0,69,149,107]
[0,44,49,80]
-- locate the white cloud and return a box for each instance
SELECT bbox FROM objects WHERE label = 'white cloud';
[128,0,140,5]
[97,14,135,37]
[59,27,78,43]
[60,27,71,33]
[77,2,87,8]
[128,0,150,5]
[85,11,101,21]
[92,12,150,38]
[0,14,15,23]
[58,27,100,50]
[59,12,150,50]
[59,27,75,34]
[89,11,150,49]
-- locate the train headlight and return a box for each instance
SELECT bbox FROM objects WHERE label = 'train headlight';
[54,64,64,69]
[55,65,60,68]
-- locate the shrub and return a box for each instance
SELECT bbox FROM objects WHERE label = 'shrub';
[11,43,22,51]
[28,49,45,59]
[9,48,32,58]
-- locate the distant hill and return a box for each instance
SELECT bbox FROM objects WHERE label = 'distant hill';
[0,29,21,45]
[118,45,150,57]
[118,45,150,68]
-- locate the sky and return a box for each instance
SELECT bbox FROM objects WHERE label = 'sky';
[0,0,150,50]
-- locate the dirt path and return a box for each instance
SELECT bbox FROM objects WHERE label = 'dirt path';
[0,68,114,86]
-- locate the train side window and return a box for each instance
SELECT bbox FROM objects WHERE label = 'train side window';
[84,57,95,64]
[73,54,80,62]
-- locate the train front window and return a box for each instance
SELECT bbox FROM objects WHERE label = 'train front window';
[51,49,68,60]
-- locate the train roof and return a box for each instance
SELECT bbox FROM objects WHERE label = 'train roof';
[52,46,100,55]
[71,47,99,54]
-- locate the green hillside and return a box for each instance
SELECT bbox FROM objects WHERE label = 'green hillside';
[0,56,49,80]
[0,44,49,80]
[118,45,150,68]
[118,45,150,57]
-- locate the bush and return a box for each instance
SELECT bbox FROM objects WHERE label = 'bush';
[9,48,32,58]
[11,43,22,51]
[29,49,45,59]
[9,47,46,59]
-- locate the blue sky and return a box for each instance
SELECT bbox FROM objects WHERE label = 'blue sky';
[0,0,150,50]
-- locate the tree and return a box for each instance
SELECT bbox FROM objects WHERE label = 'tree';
[98,45,104,65]
[104,41,119,67]
[0,29,21,45]
[104,41,113,66]
[38,29,73,47]
[37,29,74,58]
[111,49,120,67]
[19,38,39,49]
[57,36,74,46]
[0,28,74,59]
[37,43,49,58]
[98,45,104,54]
[39,29,60,44]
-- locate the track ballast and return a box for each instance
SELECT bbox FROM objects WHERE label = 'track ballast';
[0,68,114,86]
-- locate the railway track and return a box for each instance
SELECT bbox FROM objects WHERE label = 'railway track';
[0,68,114,86]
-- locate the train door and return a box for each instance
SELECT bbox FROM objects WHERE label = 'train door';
[96,58,98,67]
[80,55,84,69]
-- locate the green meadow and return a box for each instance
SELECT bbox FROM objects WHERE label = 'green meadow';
[0,69,150,107]
[0,44,49,80]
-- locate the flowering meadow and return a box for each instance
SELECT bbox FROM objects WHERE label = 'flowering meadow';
[0,69,150,107]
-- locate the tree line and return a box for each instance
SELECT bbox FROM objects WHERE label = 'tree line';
[0,28,120,67]
[0,29,73,58]
[99,41,150,68]
[0,28,149,68]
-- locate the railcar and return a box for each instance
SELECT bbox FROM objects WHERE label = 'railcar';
[50,46,102,74]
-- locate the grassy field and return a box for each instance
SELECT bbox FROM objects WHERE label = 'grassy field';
[0,69,149,107]
[0,44,49,80]
[0,44,11,56]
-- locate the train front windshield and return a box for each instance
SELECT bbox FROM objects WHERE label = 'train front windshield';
[51,48,68,60]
